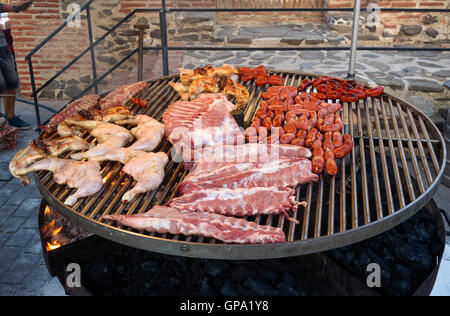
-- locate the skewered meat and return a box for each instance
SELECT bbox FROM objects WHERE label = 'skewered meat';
[163,94,244,159]
[169,187,304,223]
[179,158,318,195]
[116,115,165,152]
[65,120,133,160]
[103,206,286,244]
[15,159,102,206]
[9,140,47,186]
[90,148,169,204]
[42,95,101,133]
[99,81,148,110]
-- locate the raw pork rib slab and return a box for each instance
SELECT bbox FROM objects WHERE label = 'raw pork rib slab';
[103,206,286,244]
[99,81,148,110]
[43,95,101,132]
[163,94,244,158]
[169,187,303,221]
[179,158,319,194]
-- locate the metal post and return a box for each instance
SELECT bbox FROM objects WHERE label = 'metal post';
[27,58,42,128]
[135,24,150,82]
[347,0,362,79]
[160,0,169,76]
[86,5,99,94]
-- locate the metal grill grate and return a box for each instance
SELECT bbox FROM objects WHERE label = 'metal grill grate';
[35,71,447,259]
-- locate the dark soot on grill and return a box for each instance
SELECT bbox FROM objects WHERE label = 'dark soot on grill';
[74,209,441,296]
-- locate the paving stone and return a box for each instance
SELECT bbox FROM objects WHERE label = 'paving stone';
[0,163,12,181]
[417,61,443,69]
[373,76,405,90]
[0,217,25,234]
[223,57,248,65]
[0,253,41,285]
[408,79,445,93]
[400,25,422,36]
[444,81,450,89]
[0,247,22,267]
[407,96,438,118]
[434,70,450,78]
[5,228,35,248]
[299,51,325,60]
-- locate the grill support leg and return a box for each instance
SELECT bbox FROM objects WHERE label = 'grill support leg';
[347,0,362,80]
[135,24,150,82]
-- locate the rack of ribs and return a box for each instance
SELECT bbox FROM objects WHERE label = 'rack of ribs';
[99,81,148,110]
[103,206,286,244]
[178,158,318,195]
[163,93,244,159]
[42,95,101,133]
[169,187,304,223]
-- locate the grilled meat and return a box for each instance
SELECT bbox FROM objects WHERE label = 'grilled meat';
[15,158,102,207]
[99,81,148,110]
[103,206,286,244]
[116,115,165,152]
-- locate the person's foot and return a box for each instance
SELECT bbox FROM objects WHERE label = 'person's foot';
[7,115,32,130]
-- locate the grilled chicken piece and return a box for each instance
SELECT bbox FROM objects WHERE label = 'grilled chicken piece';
[65,120,134,160]
[15,159,103,206]
[43,136,90,157]
[90,148,169,204]
[9,135,90,186]
[116,115,165,152]
[178,64,238,86]
[57,106,133,137]
[9,140,47,186]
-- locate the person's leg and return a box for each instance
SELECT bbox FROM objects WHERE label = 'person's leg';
[0,46,31,129]
[4,89,16,119]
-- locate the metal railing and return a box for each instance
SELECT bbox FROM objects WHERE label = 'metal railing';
[25,0,450,127]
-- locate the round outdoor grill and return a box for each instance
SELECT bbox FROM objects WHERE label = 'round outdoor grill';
[34,71,447,260]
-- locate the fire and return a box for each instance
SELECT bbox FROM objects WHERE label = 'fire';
[46,241,61,251]
[52,226,63,236]
[44,206,51,217]
[103,177,108,184]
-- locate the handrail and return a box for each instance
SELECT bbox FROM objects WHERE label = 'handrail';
[25,0,450,128]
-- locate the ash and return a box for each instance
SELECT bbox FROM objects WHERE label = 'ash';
[76,209,442,296]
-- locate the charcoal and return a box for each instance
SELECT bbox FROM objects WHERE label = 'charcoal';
[275,283,301,296]
[257,267,280,285]
[204,260,230,277]
[391,280,411,295]
[243,278,278,296]
[199,278,215,296]
[230,265,255,283]
[220,280,240,296]
[282,272,296,288]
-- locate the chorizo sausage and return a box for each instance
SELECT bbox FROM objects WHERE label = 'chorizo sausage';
[283,123,297,135]
[280,133,297,145]
[290,138,305,146]
[312,156,325,174]
[333,134,353,159]
[295,114,309,131]
[332,132,343,147]
[305,128,318,148]
[325,158,338,176]
[273,115,285,127]
[297,129,308,139]
[262,117,273,129]
[323,132,334,151]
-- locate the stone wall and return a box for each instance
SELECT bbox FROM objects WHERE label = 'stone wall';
[8,0,450,99]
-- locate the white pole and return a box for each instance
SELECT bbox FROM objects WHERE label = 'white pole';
[348,0,362,79]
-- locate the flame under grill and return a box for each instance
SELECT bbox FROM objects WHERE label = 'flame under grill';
[34,71,447,260]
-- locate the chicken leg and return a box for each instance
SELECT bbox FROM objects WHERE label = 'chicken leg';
[89,148,169,204]
[116,115,165,152]
[15,158,103,207]
[65,120,133,160]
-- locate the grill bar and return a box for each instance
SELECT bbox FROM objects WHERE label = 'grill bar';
[33,71,446,260]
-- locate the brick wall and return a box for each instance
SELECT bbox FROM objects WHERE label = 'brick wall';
[8,0,449,98]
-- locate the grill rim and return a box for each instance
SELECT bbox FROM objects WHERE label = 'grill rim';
[32,71,447,260]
